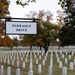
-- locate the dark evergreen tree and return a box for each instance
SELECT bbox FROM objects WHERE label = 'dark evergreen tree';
[59,0,75,46]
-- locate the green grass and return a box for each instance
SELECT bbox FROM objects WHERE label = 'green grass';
[0,51,75,75]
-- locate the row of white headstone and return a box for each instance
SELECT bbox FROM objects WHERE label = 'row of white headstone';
[0,50,75,75]
[0,65,20,75]
[55,50,75,75]
[0,51,51,75]
[0,53,49,67]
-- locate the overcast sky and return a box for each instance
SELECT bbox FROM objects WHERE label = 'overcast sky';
[8,0,63,39]
[9,0,63,23]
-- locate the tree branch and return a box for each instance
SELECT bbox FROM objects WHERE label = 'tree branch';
[34,39,44,48]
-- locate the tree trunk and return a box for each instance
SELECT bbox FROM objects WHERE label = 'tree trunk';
[44,46,48,53]
[40,46,42,50]
[30,46,32,50]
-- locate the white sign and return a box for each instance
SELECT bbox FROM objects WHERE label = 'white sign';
[5,21,37,34]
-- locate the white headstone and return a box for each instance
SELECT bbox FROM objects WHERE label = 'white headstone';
[42,59,45,66]
[62,67,67,75]
[17,61,19,67]
[13,56,15,60]
[39,55,41,60]
[12,53,13,56]
[70,62,73,70]
[25,58,27,62]
[7,67,11,75]
[50,59,53,67]
[59,61,62,68]
[56,53,58,58]
[38,64,42,74]
[16,68,20,75]
[10,56,12,60]
[30,52,32,58]
[28,70,33,75]
[69,55,71,59]
[57,57,60,63]
[30,62,33,70]
[65,58,67,64]
[34,55,36,59]
[72,51,74,56]
[26,54,28,58]
[42,52,44,56]
[36,59,38,65]
[8,56,9,59]
[60,50,62,55]
[22,62,25,69]
[62,54,64,58]
[37,52,39,55]
[73,59,75,66]
[46,52,48,56]
[12,60,14,65]
[49,65,52,75]
[17,57,19,61]
[4,58,6,63]
[44,56,47,61]
[20,53,21,57]
[21,57,23,61]
[1,65,4,75]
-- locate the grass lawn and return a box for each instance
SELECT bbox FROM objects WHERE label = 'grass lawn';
[0,51,75,75]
